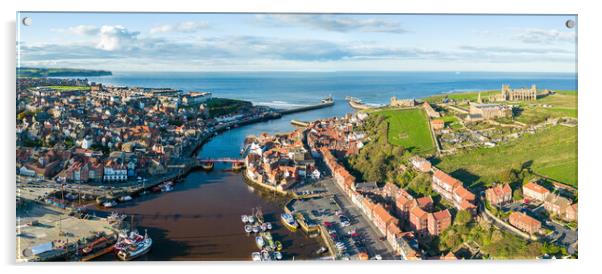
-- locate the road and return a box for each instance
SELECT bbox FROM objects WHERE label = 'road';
[313,164,396,259]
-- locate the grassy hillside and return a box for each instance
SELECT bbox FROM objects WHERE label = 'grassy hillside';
[17,67,112,77]
[514,92,577,124]
[376,108,436,155]
[435,125,577,188]
[424,90,500,103]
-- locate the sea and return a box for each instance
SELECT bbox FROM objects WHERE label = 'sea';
[89,71,576,261]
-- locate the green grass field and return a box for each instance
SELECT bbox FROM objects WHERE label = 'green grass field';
[375,108,436,154]
[514,92,577,124]
[436,125,577,188]
[424,90,500,104]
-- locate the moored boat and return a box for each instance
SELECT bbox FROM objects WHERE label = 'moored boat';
[274,251,283,260]
[260,250,271,261]
[280,213,298,231]
[244,225,252,233]
[116,230,152,261]
[275,241,282,251]
[251,252,261,261]
[103,201,117,208]
[241,214,249,223]
[119,195,132,202]
[255,236,265,249]
[160,182,173,192]
[201,161,214,171]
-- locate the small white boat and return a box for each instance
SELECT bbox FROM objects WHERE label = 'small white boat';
[252,226,260,233]
[274,251,283,260]
[265,222,272,230]
[251,252,261,261]
[119,195,132,202]
[103,201,117,208]
[261,250,271,261]
[244,225,252,233]
[241,215,249,223]
[116,230,152,261]
[248,216,255,223]
[160,184,173,192]
[260,223,267,231]
[255,236,265,249]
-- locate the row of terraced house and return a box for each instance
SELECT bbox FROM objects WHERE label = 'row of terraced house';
[319,146,423,260]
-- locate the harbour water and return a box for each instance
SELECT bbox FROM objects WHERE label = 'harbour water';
[91,71,576,260]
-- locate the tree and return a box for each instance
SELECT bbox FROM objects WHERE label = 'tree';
[455,210,472,226]
[512,188,523,201]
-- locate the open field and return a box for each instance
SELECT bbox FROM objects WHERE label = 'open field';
[435,125,577,188]
[424,90,500,104]
[513,91,577,124]
[375,108,435,154]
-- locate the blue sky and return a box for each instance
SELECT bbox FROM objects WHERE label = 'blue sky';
[16,13,577,72]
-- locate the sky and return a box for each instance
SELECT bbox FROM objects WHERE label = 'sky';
[16,13,577,73]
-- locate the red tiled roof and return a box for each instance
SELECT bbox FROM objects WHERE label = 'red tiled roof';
[373,204,394,224]
[523,182,550,195]
[454,185,475,201]
[433,170,461,188]
[410,206,428,219]
[509,211,541,228]
[431,209,451,221]
[416,196,433,209]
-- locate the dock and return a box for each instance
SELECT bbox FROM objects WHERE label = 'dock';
[346,97,373,110]
[277,97,334,115]
[290,119,310,127]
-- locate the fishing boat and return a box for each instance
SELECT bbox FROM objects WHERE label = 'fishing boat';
[241,214,249,223]
[201,161,214,171]
[114,230,145,251]
[232,162,244,171]
[103,200,117,208]
[160,182,173,192]
[81,237,109,255]
[119,195,132,202]
[280,213,298,231]
[251,252,261,261]
[261,232,275,251]
[116,230,152,261]
[244,225,252,233]
[260,250,271,261]
[255,236,265,249]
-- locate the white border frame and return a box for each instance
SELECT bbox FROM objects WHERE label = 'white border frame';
[2,1,599,274]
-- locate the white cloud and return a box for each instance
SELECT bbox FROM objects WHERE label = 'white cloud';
[67,25,100,36]
[149,21,209,34]
[256,14,407,34]
[96,25,140,51]
[514,28,575,44]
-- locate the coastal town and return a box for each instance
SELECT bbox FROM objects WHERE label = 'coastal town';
[16,73,577,261]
